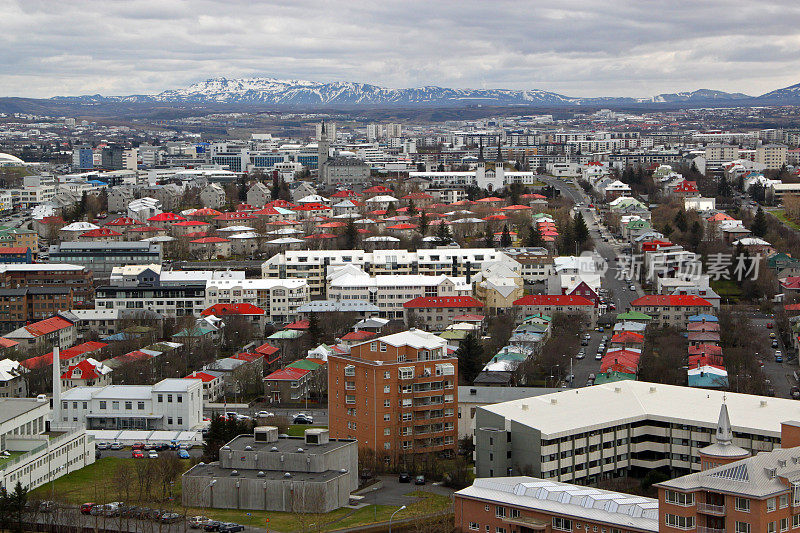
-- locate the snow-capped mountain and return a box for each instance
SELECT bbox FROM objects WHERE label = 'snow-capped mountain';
[648,89,751,103]
[46,77,800,108]
[145,77,584,106]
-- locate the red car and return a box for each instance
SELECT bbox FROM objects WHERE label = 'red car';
[767,323,774,329]
[132,450,144,458]
[80,503,96,515]
[131,442,144,450]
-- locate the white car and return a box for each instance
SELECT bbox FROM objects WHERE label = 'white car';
[256,411,274,418]
[629,285,636,291]
[595,354,602,361]
[148,451,159,459]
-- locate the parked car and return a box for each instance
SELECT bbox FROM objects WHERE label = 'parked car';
[767,322,774,329]
[791,386,800,400]
[131,442,144,450]
[109,442,123,450]
[39,501,58,513]
[190,516,212,529]
[580,339,588,346]
[219,524,244,533]
[160,512,181,524]
[132,450,144,459]
[398,472,411,483]
[414,475,426,485]
[204,521,224,532]
[576,350,585,360]
[148,451,159,459]
[96,442,109,450]
[256,411,274,418]
[178,449,190,459]
[772,339,779,348]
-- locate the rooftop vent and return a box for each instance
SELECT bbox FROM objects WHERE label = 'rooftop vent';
[614,387,622,393]
[284,472,292,478]
[230,470,239,476]
[779,460,787,468]
[245,446,252,451]
[257,471,265,478]
[649,387,657,393]
[766,467,777,479]
[550,398,557,405]
[340,469,348,473]
[297,448,304,453]
[270,446,279,452]
[521,404,529,411]
[761,400,768,408]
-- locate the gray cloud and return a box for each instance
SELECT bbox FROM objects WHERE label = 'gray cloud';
[1,0,800,98]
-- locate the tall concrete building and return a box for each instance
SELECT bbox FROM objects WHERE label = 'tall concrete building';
[315,121,336,142]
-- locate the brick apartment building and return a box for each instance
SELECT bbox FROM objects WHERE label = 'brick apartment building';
[0,287,74,333]
[0,264,93,307]
[328,329,458,459]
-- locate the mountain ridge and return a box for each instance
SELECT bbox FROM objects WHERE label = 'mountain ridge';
[42,77,800,108]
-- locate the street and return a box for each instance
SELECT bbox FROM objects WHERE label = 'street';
[203,406,329,426]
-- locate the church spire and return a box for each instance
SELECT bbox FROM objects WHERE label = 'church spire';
[495,135,503,163]
[716,402,733,446]
[478,138,485,162]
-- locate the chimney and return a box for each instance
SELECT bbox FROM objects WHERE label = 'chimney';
[52,345,62,428]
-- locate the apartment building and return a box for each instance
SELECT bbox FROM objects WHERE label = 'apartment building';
[474,381,789,485]
[0,287,74,333]
[512,295,597,326]
[0,264,93,307]
[49,241,162,279]
[756,143,788,170]
[204,278,309,323]
[630,295,713,329]
[454,477,658,533]
[0,359,27,397]
[262,249,507,297]
[59,378,203,431]
[95,281,206,318]
[403,296,484,331]
[4,315,76,353]
[327,266,471,320]
[328,329,458,458]
[0,398,95,491]
[655,420,800,533]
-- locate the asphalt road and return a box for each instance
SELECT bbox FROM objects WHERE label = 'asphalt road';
[203,406,329,426]
[750,316,796,398]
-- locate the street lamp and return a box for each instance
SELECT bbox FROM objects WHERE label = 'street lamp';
[389,505,406,533]
[201,479,216,510]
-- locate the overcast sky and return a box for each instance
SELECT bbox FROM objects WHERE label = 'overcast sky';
[3,0,800,99]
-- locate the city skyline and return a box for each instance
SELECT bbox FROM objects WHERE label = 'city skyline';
[3,0,800,99]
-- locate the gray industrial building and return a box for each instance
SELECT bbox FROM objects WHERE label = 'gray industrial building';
[48,241,162,279]
[182,427,357,513]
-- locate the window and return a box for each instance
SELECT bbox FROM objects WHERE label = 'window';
[384,371,390,379]
[346,395,356,404]
[177,395,182,403]
[138,401,144,410]
[167,394,173,403]
[781,517,789,532]
[345,365,355,377]
[384,400,390,408]
[112,401,119,409]
[510,509,519,519]
[496,528,506,533]
[552,517,572,531]
[157,394,163,403]
[469,523,479,531]
[768,522,776,533]
[384,385,390,393]
[177,417,182,426]
[125,401,132,410]
[769,498,777,512]
[384,414,390,421]
[495,506,505,518]
[168,417,173,425]
[370,342,377,351]
[664,514,694,530]
[665,491,694,506]
[384,428,390,436]
[380,343,387,352]
[793,515,800,528]
[99,401,106,409]
[781,494,790,509]
[735,497,750,512]
[399,367,414,380]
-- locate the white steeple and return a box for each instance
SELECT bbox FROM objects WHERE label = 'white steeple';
[715,401,733,445]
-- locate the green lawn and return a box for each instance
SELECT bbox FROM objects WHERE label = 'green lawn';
[0,450,25,468]
[771,209,800,230]
[711,279,743,302]
[30,457,452,533]
[286,424,328,437]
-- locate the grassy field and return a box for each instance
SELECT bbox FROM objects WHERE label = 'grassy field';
[286,424,328,437]
[29,457,452,532]
[711,279,743,302]
[0,450,24,469]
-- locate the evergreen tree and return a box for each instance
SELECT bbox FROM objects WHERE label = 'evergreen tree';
[465,185,480,201]
[271,175,279,200]
[500,224,512,247]
[736,175,745,192]
[751,206,768,237]
[418,212,429,236]
[407,199,417,216]
[484,224,495,248]
[673,210,688,233]
[436,222,452,244]
[455,332,485,384]
[573,211,590,246]
[307,311,322,345]
[202,414,252,462]
[662,222,673,236]
[689,220,704,250]
[526,224,543,248]
[558,221,576,255]
[386,202,397,217]
[344,218,358,249]
[716,177,732,198]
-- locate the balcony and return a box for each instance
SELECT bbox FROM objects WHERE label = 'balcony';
[696,503,725,515]
[698,527,725,533]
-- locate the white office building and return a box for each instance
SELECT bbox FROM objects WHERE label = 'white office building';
[204,278,309,323]
[59,378,203,431]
